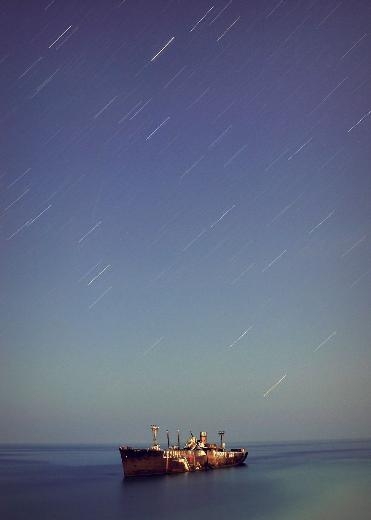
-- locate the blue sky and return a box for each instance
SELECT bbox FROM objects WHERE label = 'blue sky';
[1,0,371,444]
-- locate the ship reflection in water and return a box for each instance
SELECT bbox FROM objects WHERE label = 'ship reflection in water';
[119,425,248,477]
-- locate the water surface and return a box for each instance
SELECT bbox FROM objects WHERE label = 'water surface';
[1,439,371,519]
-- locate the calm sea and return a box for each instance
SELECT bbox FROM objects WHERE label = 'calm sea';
[1,439,371,519]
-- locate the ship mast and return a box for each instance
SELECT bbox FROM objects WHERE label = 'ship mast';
[166,429,170,448]
[150,424,160,449]
[218,430,225,450]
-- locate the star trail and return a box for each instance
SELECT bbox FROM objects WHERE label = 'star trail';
[1,0,371,443]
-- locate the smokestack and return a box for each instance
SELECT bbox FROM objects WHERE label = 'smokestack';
[200,431,207,444]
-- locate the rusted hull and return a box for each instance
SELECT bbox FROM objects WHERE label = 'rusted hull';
[119,447,247,477]
[119,448,190,477]
[206,449,247,469]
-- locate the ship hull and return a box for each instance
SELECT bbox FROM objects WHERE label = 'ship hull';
[206,449,248,469]
[119,447,247,477]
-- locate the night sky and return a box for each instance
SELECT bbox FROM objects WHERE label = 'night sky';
[1,0,371,444]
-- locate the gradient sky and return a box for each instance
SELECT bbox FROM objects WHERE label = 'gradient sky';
[1,0,371,444]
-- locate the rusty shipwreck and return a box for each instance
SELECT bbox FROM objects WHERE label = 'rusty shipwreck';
[119,425,247,477]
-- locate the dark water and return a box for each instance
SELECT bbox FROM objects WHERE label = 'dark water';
[1,440,371,519]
